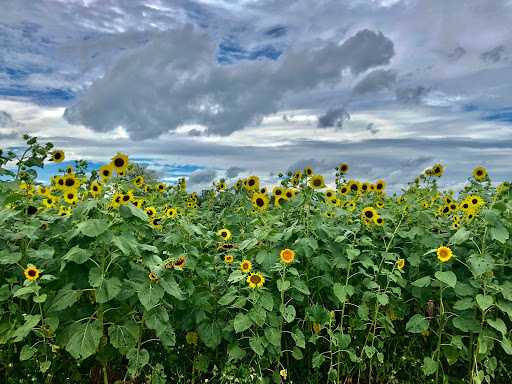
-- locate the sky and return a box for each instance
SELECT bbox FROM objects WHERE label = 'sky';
[0,0,511,194]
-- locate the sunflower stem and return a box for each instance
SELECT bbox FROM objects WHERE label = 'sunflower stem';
[435,262,443,384]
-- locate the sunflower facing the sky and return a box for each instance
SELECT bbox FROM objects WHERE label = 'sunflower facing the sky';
[219,228,231,240]
[309,174,324,189]
[473,167,486,180]
[241,260,252,273]
[51,150,65,163]
[375,180,386,193]
[145,206,157,217]
[247,175,259,190]
[433,164,444,177]
[90,182,102,196]
[273,186,284,197]
[247,273,265,288]
[437,246,452,262]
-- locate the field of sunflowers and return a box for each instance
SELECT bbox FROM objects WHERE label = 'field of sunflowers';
[0,135,511,384]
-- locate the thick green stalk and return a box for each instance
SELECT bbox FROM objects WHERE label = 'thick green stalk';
[435,262,444,384]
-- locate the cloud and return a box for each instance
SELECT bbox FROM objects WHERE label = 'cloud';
[480,45,505,63]
[63,26,395,139]
[317,105,350,128]
[351,69,397,97]
[366,123,379,134]
[0,111,24,128]
[225,166,246,178]
[400,156,434,168]
[395,86,431,104]
[448,46,466,60]
[187,168,217,185]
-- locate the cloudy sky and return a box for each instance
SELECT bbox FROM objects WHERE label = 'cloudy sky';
[1,0,511,193]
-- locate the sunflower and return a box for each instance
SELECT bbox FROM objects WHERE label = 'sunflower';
[304,166,313,177]
[174,257,186,268]
[219,228,231,240]
[64,190,78,204]
[473,167,486,180]
[90,182,102,196]
[52,150,65,163]
[218,182,226,190]
[110,152,129,173]
[325,211,335,218]
[375,180,386,193]
[179,182,187,191]
[252,193,269,211]
[247,273,265,288]
[149,273,157,280]
[121,190,134,204]
[468,195,484,208]
[433,164,444,177]
[58,206,71,216]
[99,164,113,180]
[254,241,262,247]
[247,175,259,190]
[150,216,164,230]
[280,249,295,263]
[24,267,40,280]
[339,186,349,195]
[437,246,452,262]
[309,174,324,189]
[452,222,460,229]
[43,196,57,208]
[275,195,289,208]
[62,175,79,191]
[449,203,458,212]
[37,186,50,196]
[313,322,321,334]
[397,259,405,270]
[421,201,428,208]
[285,189,295,199]
[166,208,176,218]
[241,260,252,273]
[134,176,144,188]
[126,162,135,173]
[348,180,360,193]
[362,206,377,220]
[361,182,370,193]
[346,201,356,212]
[117,170,126,178]
[273,186,284,197]
[225,255,234,263]
[339,163,349,174]
[145,207,157,217]
[235,181,242,189]
[290,177,298,186]
[66,166,73,175]
[376,201,385,209]
[374,216,384,226]
[325,190,335,200]
[156,183,166,192]
[220,243,235,250]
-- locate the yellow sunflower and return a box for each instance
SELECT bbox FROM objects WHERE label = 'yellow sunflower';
[375,180,386,193]
[437,246,452,262]
[275,195,289,208]
[121,190,134,204]
[134,176,144,188]
[339,163,349,174]
[235,180,242,189]
[64,190,78,204]
[174,257,186,268]
[58,206,71,216]
[66,166,73,175]
[433,164,443,177]
[24,267,40,280]
[156,183,166,192]
[43,196,57,209]
[376,201,385,209]
[62,175,79,191]
[309,174,324,189]
[149,216,164,230]
[285,189,295,199]
[346,200,356,212]
[304,166,313,177]
[247,273,265,288]
[219,228,231,240]
[324,189,335,200]
[339,185,349,195]
[247,175,259,190]
[397,259,405,270]
[362,206,377,220]
[280,249,295,263]
[218,182,226,190]
[252,193,269,211]
[166,208,176,218]
[273,186,284,197]
[374,216,384,226]
[99,164,113,180]
[225,255,234,263]
[473,167,486,180]
[220,243,235,250]
[110,152,129,173]
[241,260,252,273]
[348,180,361,193]
[51,150,65,163]
[37,186,50,196]
[361,182,370,193]
[90,182,102,196]
[145,207,156,217]
[126,162,135,173]
[149,273,157,280]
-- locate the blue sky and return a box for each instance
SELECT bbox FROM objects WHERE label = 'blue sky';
[0,0,511,193]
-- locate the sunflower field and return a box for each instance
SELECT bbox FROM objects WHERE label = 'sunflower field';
[1,135,512,384]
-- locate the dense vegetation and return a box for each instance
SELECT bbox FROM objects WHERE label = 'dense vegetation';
[1,135,511,384]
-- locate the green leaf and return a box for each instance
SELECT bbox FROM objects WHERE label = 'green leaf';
[292,347,303,360]
[119,203,148,221]
[95,277,122,304]
[467,254,495,278]
[12,315,40,342]
[411,276,431,287]
[145,307,169,330]
[452,316,480,333]
[377,293,389,306]
[406,314,429,333]
[63,246,92,264]
[159,275,186,301]
[496,299,512,321]
[312,351,325,368]
[27,243,54,259]
[346,249,360,260]
[112,231,140,255]
[264,327,281,346]
[76,219,109,237]
[127,347,149,378]
[435,271,457,288]
[227,343,247,362]
[49,283,82,311]
[234,312,253,333]
[249,336,265,356]
[108,321,138,354]
[454,282,475,296]
[476,294,493,311]
[293,279,311,295]
[249,308,266,327]
[333,283,354,303]
[66,320,102,360]
[291,328,306,348]
[260,291,274,311]
[449,228,470,245]
[277,279,290,292]
[487,318,507,336]
[489,225,509,244]
[156,324,176,347]
[0,250,22,265]
[152,364,167,384]
[198,320,223,349]
[20,344,36,361]
[137,282,164,311]
[453,297,475,311]
[280,304,296,323]
[423,357,437,375]
[500,338,512,355]
[0,209,21,225]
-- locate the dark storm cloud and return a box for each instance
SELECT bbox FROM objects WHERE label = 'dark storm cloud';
[395,86,431,104]
[63,27,395,139]
[187,168,217,185]
[480,45,505,63]
[225,166,246,178]
[400,156,434,168]
[351,69,397,96]
[448,47,466,60]
[317,106,350,128]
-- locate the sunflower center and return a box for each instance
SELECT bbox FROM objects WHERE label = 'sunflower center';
[28,269,36,276]
[341,165,347,171]
[27,206,37,215]
[114,158,125,167]
[477,170,483,176]
[435,167,440,173]
[48,199,52,204]
[256,198,264,207]
[65,179,75,187]
[286,192,293,198]
[103,170,110,176]
[93,186,98,191]
[250,275,262,284]
[248,179,255,186]
[275,190,282,195]
[67,193,74,199]
[54,153,61,159]
[440,250,446,257]
[472,199,477,204]
[58,179,64,185]
[123,195,130,201]
[365,211,373,218]
[377,183,383,189]
[221,231,227,237]
[350,184,357,191]
[242,262,249,269]
[313,179,321,186]
[154,218,161,225]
